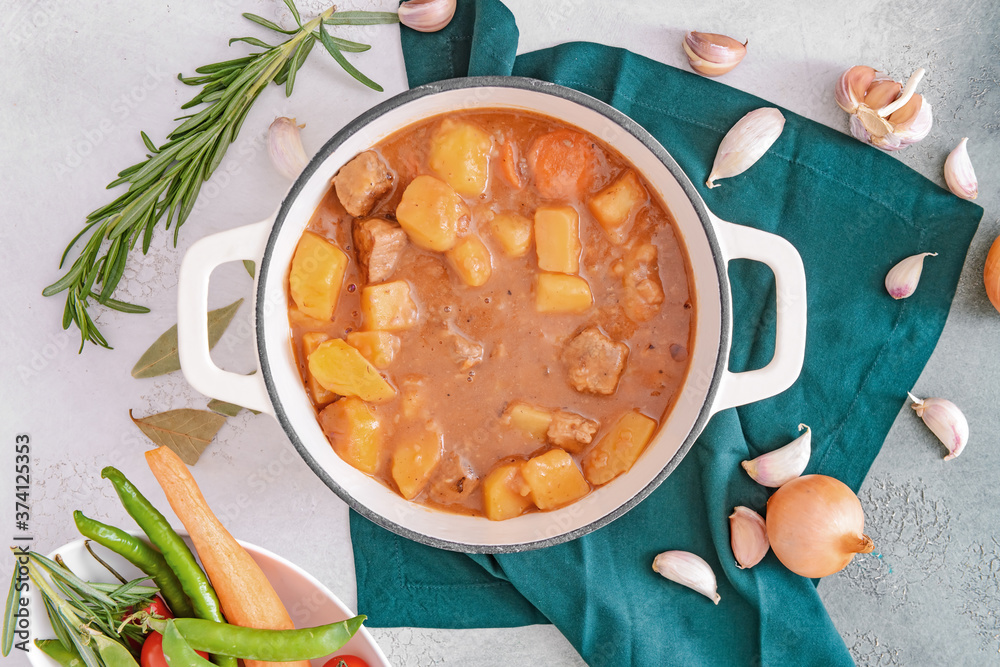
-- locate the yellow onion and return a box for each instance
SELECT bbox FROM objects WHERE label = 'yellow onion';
[765,474,873,578]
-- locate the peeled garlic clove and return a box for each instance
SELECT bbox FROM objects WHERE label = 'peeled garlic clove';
[908,393,969,460]
[398,0,456,33]
[729,506,769,569]
[683,32,747,77]
[944,137,978,200]
[706,108,785,188]
[741,424,811,488]
[835,66,877,114]
[885,252,937,299]
[652,551,721,604]
[267,117,308,181]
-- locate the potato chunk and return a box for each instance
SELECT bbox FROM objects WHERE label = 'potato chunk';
[522,449,591,510]
[615,243,664,322]
[536,273,593,314]
[301,332,336,406]
[446,235,492,287]
[490,212,532,257]
[289,232,348,321]
[307,339,396,403]
[587,170,648,244]
[483,460,534,521]
[395,175,470,251]
[534,206,581,274]
[502,401,552,441]
[346,331,400,369]
[318,397,383,474]
[583,410,658,485]
[428,119,493,197]
[391,427,443,500]
[360,281,419,331]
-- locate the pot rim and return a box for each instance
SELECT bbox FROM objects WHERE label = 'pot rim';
[255,75,730,553]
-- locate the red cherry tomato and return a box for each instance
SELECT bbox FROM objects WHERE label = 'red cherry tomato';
[323,656,370,667]
[141,629,208,667]
[144,597,174,620]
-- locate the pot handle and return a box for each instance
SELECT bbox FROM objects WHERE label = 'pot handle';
[176,217,275,416]
[710,215,807,414]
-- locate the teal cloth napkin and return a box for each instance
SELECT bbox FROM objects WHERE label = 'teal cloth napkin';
[350,1,984,664]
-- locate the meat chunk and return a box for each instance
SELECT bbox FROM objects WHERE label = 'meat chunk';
[562,327,629,395]
[428,452,479,506]
[333,151,393,217]
[546,410,600,453]
[353,217,408,284]
[444,326,484,370]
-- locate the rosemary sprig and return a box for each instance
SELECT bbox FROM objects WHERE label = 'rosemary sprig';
[4,550,158,664]
[44,1,399,351]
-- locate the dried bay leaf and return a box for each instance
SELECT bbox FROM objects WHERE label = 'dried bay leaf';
[129,409,227,465]
[206,398,260,417]
[131,298,244,378]
[243,260,256,278]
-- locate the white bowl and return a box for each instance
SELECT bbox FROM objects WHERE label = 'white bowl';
[26,533,388,667]
[175,77,808,553]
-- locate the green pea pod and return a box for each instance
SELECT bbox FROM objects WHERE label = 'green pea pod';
[91,634,140,667]
[73,511,195,619]
[161,621,214,667]
[152,615,366,661]
[34,640,85,667]
[100,467,235,667]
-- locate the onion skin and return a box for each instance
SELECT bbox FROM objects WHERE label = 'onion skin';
[765,474,873,578]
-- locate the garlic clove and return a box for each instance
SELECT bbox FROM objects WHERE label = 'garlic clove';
[706,108,785,188]
[878,68,925,117]
[884,252,937,299]
[835,66,878,114]
[652,551,721,604]
[741,424,811,487]
[908,393,969,460]
[683,32,747,77]
[267,117,308,181]
[889,96,933,150]
[398,0,456,33]
[944,137,978,200]
[729,506,770,569]
[863,78,902,111]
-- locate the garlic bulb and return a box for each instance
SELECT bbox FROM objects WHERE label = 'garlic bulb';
[741,424,811,488]
[944,137,978,200]
[683,32,747,77]
[908,393,969,461]
[652,551,721,604]
[267,117,308,180]
[398,0,456,32]
[885,252,937,300]
[835,66,933,151]
[706,108,785,188]
[729,506,769,569]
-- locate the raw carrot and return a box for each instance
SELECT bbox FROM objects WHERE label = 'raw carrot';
[144,446,309,667]
[527,129,599,199]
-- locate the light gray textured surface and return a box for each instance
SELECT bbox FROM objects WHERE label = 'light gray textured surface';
[1,0,997,665]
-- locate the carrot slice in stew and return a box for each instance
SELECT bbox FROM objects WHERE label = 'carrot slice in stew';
[498,140,523,189]
[527,129,598,199]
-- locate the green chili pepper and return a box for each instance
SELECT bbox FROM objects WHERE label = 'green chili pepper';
[161,621,214,667]
[150,615,366,661]
[34,639,85,667]
[101,467,235,667]
[73,511,195,619]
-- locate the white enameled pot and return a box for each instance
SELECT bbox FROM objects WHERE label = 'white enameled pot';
[175,77,806,553]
